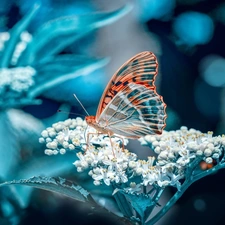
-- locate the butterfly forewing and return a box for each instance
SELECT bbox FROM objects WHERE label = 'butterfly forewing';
[96,51,158,120]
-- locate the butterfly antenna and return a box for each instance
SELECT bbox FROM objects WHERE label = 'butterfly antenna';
[57,110,85,117]
[73,94,90,116]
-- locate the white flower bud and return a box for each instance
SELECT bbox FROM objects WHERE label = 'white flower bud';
[52,150,57,155]
[88,170,93,176]
[73,161,81,167]
[64,119,72,126]
[204,148,212,157]
[189,128,197,133]
[68,144,75,150]
[154,146,161,154]
[69,124,75,129]
[81,161,88,169]
[41,130,48,138]
[180,126,188,131]
[212,153,219,159]
[77,167,83,172]
[46,141,58,149]
[45,137,52,143]
[187,142,197,150]
[205,157,213,164]
[159,141,167,150]
[196,150,203,156]
[46,127,55,133]
[93,180,101,186]
[62,141,69,148]
[128,161,136,168]
[214,148,222,155]
[145,135,156,143]
[44,149,53,155]
[152,141,159,147]
[59,148,66,155]
[48,131,56,138]
[76,118,83,126]
[135,168,143,175]
[39,137,45,143]
[54,124,64,132]
[207,143,214,150]
[168,152,175,159]
[93,167,101,174]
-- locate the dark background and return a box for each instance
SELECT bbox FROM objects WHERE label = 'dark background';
[1,0,225,224]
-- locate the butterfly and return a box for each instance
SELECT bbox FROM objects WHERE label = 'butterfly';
[85,51,167,139]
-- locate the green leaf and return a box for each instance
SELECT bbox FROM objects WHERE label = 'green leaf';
[0,176,91,203]
[18,3,132,65]
[0,4,40,68]
[28,55,109,98]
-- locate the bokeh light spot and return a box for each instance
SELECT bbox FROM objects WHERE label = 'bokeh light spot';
[199,54,225,87]
[137,0,176,22]
[194,198,206,212]
[173,11,214,46]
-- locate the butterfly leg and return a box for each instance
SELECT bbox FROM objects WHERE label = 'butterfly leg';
[111,135,125,151]
[86,132,98,152]
[108,132,116,157]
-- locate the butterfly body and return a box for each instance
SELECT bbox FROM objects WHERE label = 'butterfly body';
[85,51,167,139]
[85,115,114,136]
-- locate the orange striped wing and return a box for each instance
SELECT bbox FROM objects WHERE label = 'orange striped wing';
[95,51,167,138]
[96,51,158,119]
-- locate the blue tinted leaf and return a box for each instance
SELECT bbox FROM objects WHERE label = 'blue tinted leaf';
[0,176,91,202]
[16,154,75,179]
[29,56,109,98]
[7,109,44,151]
[117,190,154,223]
[113,190,134,218]
[0,111,20,179]
[18,3,132,65]
[0,4,40,68]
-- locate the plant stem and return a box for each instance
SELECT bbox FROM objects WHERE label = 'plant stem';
[146,161,225,225]
[146,180,190,225]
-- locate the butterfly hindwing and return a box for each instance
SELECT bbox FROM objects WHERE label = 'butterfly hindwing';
[96,51,158,119]
[98,83,166,138]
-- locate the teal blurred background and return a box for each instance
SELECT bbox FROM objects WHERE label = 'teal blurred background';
[1,0,225,224]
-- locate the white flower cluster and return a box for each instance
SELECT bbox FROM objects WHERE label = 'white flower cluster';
[72,126,225,190]
[0,66,36,97]
[39,118,87,155]
[0,31,32,65]
[142,126,225,165]
[40,120,225,192]
[39,117,127,156]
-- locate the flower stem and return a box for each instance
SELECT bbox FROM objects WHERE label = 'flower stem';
[146,161,225,225]
[146,180,190,225]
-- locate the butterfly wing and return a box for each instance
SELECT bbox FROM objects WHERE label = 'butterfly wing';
[97,83,166,138]
[96,51,158,120]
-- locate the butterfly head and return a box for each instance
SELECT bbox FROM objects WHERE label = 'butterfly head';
[85,115,96,125]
